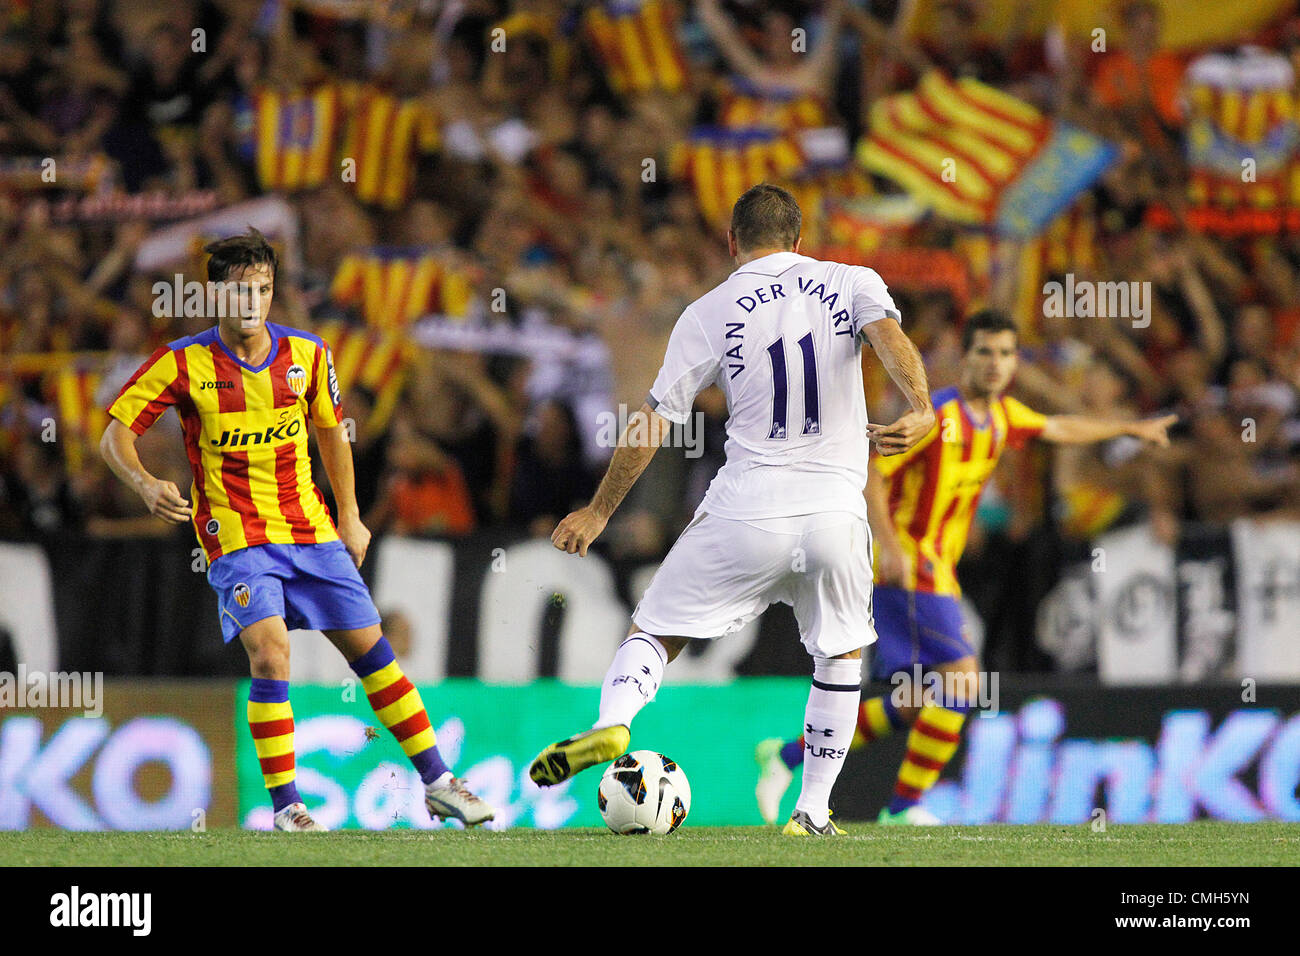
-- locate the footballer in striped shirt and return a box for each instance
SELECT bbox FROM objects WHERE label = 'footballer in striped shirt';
[101,229,492,831]
[755,309,1177,826]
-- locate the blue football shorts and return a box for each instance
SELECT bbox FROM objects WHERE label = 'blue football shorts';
[207,540,381,643]
[869,585,974,681]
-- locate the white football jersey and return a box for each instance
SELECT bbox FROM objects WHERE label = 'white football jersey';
[647,251,900,522]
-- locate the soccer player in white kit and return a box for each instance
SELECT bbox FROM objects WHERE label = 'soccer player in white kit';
[528,184,935,834]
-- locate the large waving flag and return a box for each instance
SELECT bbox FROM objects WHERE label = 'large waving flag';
[858,71,1117,237]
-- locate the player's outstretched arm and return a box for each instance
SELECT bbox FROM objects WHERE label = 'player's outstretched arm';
[1040,413,1178,447]
[552,403,670,557]
[861,318,935,456]
[317,422,371,568]
[99,418,193,525]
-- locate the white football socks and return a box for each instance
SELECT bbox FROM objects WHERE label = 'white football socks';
[594,633,668,730]
[794,656,863,828]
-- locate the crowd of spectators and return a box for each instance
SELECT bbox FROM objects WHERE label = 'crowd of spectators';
[1,0,1298,572]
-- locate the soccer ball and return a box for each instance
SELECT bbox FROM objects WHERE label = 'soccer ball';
[597,750,691,835]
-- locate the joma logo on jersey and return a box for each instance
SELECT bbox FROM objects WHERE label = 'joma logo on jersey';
[209,420,302,447]
[200,380,235,390]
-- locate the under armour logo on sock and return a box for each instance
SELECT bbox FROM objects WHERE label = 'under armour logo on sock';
[806,724,834,738]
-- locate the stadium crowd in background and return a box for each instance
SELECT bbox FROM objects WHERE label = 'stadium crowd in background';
[1,0,1299,669]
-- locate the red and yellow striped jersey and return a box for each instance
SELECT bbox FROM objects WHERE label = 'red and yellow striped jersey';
[107,323,343,564]
[875,385,1046,596]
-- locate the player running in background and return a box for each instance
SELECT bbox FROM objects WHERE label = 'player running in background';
[528,184,936,836]
[755,308,1178,825]
[100,229,493,831]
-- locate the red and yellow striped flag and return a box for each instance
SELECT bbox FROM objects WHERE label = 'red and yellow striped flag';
[313,320,413,434]
[858,71,1051,226]
[329,248,474,330]
[669,127,805,227]
[338,84,439,209]
[48,364,108,473]
[584,0,687,97]
[718,78,831,132]
[1185,81,1295,211]
[250,84,345,193]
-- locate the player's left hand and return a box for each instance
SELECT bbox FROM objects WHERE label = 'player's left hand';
[1131,413,1178,447]
[338,513,372,568]
[552,506,607,557]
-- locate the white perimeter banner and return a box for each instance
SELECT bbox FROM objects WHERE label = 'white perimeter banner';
[1232,518,1300,681]
[1094,524,1178,684]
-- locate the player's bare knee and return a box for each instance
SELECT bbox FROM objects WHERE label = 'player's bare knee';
[323,625,383,662]
[656,636,689,662]
[246,648,289,680]
[240,622,290,678]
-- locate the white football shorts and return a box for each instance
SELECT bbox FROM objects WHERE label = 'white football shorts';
[631,511,876,658]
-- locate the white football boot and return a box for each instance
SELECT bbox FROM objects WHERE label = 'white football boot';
[273,802,328,832]
[425,773,496,826]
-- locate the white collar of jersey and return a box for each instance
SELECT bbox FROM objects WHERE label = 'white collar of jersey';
[730,251,808,277]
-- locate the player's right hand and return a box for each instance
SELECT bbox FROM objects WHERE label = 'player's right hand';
[143,479,193,525]
[868,406,936,456]
[552,505,607,557]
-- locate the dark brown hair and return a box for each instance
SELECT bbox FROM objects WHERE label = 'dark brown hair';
[961,308,1019,353]
[730,183,801,253]
[204,227,278,283]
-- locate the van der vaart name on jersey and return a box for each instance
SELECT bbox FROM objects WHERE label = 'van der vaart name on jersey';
[734,278,855,333]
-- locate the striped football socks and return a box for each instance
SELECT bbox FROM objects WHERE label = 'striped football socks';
[248,678,300,813]
[349,636,450,785]
[888,702,968,813]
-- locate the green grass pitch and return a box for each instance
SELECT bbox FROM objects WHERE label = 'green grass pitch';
[3,822,1298,866]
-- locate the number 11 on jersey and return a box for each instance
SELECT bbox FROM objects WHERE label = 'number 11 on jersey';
[766,332,820,439]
